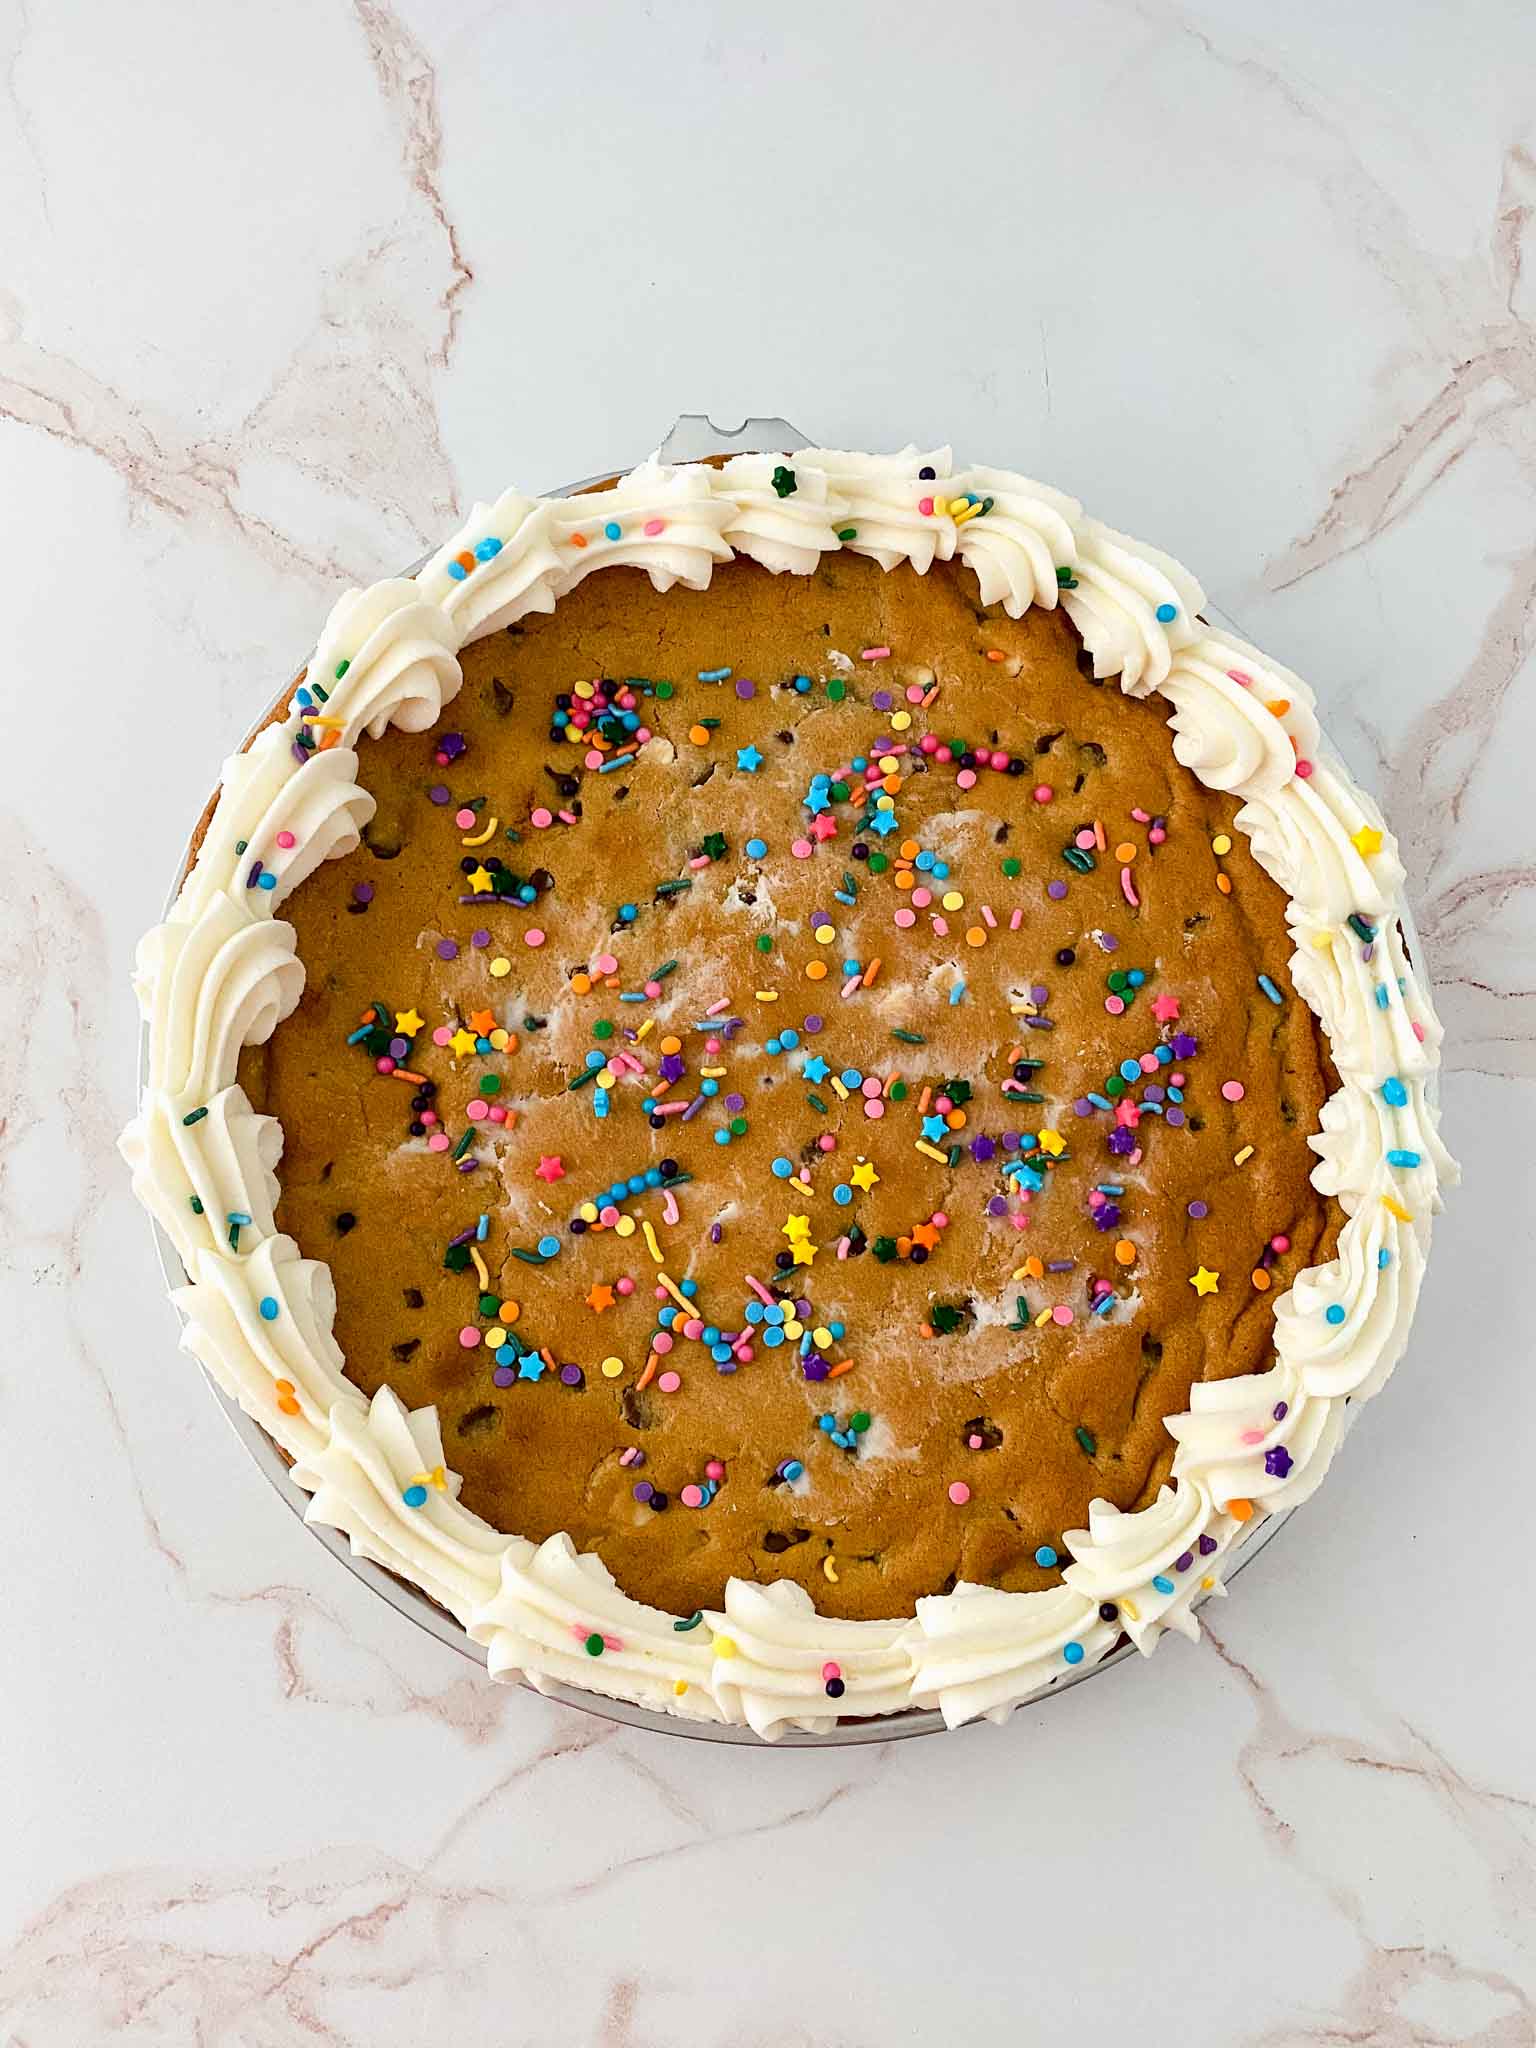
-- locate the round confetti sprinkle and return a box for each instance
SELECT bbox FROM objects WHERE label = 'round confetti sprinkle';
[947,1481,971,1505]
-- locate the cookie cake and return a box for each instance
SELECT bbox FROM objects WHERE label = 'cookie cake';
[121,443,1455,1737]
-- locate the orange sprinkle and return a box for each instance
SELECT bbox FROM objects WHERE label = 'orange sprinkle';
[825,1358,856,1380]
[660,1035,681,1055]
[1265,697,1291,715]
[1114,1240,1136,1266]
[894,869,916,891]
[805,959,828,980]
[861,958,882,988]
[899,839,921,860]
[917,1086,932,1115]
[1023,1256,1044,1279]
[1114,841,1137,863]
[985,647,1006,663]
[1216,872,1233,895]
[274,1378,300,1417]
[883,1071,902,1096]
[944,1108,967,1130]
[1093,819,1106,852]
[568,531,588,548]
[571,972,592,995]
[318,729,343,751]
[1250,1268,1271,1291]
[455,550,475,572]
[390,1068,428,1084]
[965,926,986,947]
[688,724,710,746]
[1226,1498,1254,1522]
[636,1352,658,1391]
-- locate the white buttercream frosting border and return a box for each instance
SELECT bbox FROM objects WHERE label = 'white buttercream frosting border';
[121,446,1456,1738]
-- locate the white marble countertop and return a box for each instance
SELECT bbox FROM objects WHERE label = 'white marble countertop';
[4,2,1533,2040]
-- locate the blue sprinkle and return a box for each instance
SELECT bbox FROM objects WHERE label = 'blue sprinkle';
[1155,602,1177,623]
[258,1297,279,1321]
[1152,1573,1175,1594]
[829,1322,846,1341]
[476,1213,489,1240]
[949,981,966,1005]
[766,1037,783,1057]
[680,1278,698,1297]
[1386,1149,1422,1169]
[1087,1092,1114,1111]
[1127,969,1145,988]
[746,837,767,859]
[783,1460,805,1481]
[698,667,732,683]
[771,1157,793,1179]
[711,1342,733,1363]
[402,1484,429,1508]
[1034,1545,1059,1568]
[257,871,277,892]
[915,850,935,872]
[713,1128,731,1146]
[1257,975,1283,1004]
[1092,1291,1116,1315]
[1063,1641,1085,1665]
[793,674,813,693]
[781,1029,801,1051]
[474,536,502,560]
[762,1325,784,1349]
[598,752,635,774]
[1325,1304,1346,1325]
[445,560,467,581]
[585,1050,605,1070]
[536,1235,560,1257]
[1119,1059,1141,1082]
[1377,1248,1392,1269]
[840,1069,862,1089]
[603,520,622,541]
[1382,1077,1408,1106]
[833,1184,853,1205]
[1375,985,1391,1009]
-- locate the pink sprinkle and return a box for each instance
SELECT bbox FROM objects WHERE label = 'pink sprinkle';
[680,1484,704,1508]
[616,1276,636,1297]
[657,1370,681,1393]
[818,1133,837,1151]
[530,806,553,828]
[275,830,295,849]
[705,1459,725,1480]
[558,809,579,825]
[836,1236,850,1260]
[433,1026,452,1047]
[459,1326,481,1348]
[427,1132,451,1152]
[1033,784,1053,804]
[931,1212,948,1229]
[861,645,891,661]
[643,517,665,536]
[792,838,813,859]
[661,1189,679,1224]
[466,1098,488,1121]
[860,1077,882,1098]
[931,916,949,937]
[1074,828,1096,851]
[1149,825,1166,844]
[745,1275,776,1305]
[524,928,545,948]
[584,749,604,770]
[981,904,997,929]
[894,907,916,929]
[376,1056,396,1074]
[599,1204,620,1225]
[1120,866,1139,908]
[1240,1428,1266,1445]
[687,854,711,870]
[1411,1019,1426,1042]
[919,496,935,516]
[948,1481,971,1505]
[420,1110,438,1128]
[863,1097,885,1120]
[595,953,619,975]
[1270,1234,1290,1253]
[1105,995,1126,1016]
[906,683,926,705]
[1295,759,1315,779]
[822,1660,842,1680]
[1051,1304,1074,1326]
[1131,807,1151,823]
[1221,1080,1245,1102]
[1009,908,1023,931]
[489,1104,507,1123]
[455,808,476,829]
[652,1330,674,1355]
[912,887,933,909]
[955,769,977,790]
[654,1100,687,1118]
[1227,669,1253,688]
[1138,1052,1159,1074]
[682,1318,703,1341]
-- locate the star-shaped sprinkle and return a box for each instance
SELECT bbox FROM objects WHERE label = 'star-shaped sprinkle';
[910,1222,940,1251]
[811,814,839,842]
[1038,1128,1066,1157]
[864,806,900,837]
[781,1213,811,1242]
[803,787,832,816]
[469,1008,495,1035]
[394,1008,424,1036]
[518,1353,547,1381]
[788,1238,818,1266]
[920,1113,949,1144]
[1351,825,1384,858]
[1188,1266,1220,1297]
[771,465,797,499]
[736,744,764,773]
[803,1056,830,1085]
[1152,993,1181,1022]
[449,1027,478,1059]
[586,1282,615,1314]
[850,1160,879,1192]
[534,1154,565,1184]
[466,865,494,895]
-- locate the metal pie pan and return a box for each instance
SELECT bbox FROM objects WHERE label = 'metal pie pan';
[138,413,1330,1745]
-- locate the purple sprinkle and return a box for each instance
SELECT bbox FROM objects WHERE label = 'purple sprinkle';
[428,784,452,805]
[632,1480,655,1503]
[734,678,756,699]
[1143,1085,1165,1104]
[352,881,375,905]
[246,861,264,888]
[1025,1015,1055,1031]
[681,1094,706,1122]
[560,1363,584,1388]
[1046,880,1068,901]
[1047,1258,1074,1274]
[1098,932,1119,953]
[871,690,893,711]
[1170,1033,1198,1058]
[969,1134,996,1162]
[986,1195,1008,1217]
[1107,1128,1136,1156]
[795,1298,812,1317]
[1176,1551,1194,1572]
[716,1358,737,1375]
[1273,1401,1288,1421]
[709,1222,723,1244]
[803,1014,824,1034]
[1165,1107,1186,1128]
[1198,1533,1218,1556]
[803,1358,830,1381]
[1073,1096,1094,1117]
[1092,1204,1121,1231]
[291,741,309,764]
[1031,984,1048,1005]
[492,1366,515,1387]
[438,732,466,761]
[471,928,491,949]
[436,938,459,960]
[1264,1445,1293,1479]
[724,1092,746,1113]
[388,1037,408,1058]
[1001,1130,1020,1151]
[1187,1199,1208,1219]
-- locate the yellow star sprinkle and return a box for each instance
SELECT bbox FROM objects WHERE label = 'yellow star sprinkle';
[393,1009,424,1036]
[788,1239,818,1267]
[1351,825,1384,858]
[448,1027,478,1058]
[849,1160,880,1192]
[781,1213,811,1242]
[1188,1266,1221,1297]
[466,865,494,895]
[1037,1128,1066,1157]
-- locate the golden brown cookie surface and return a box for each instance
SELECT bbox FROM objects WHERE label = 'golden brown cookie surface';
[241,554,1337,1619]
